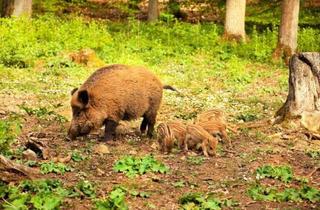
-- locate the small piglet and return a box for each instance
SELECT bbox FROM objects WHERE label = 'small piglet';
[157,120,186,153]
[195,109,226,124]
[157,123,175,153]
[196,120,231,147]
[167,120,186,149]
[184,124,218,157]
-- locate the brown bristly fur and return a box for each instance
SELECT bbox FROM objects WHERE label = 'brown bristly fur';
[68,64,165,140]
[196,109,226,124]
[196,109,238,135]
[167,120,187,149]
[184,124,218,157]
[157,123,175,153]
[196,120,231,147]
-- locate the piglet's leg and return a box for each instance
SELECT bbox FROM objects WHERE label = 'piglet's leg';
[202,141,209,157]
[104,120,118,141]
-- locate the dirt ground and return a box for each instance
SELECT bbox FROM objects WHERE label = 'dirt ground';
[3,103,319,209]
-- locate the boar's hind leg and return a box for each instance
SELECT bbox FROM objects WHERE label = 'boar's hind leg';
[140,112,157,138]
[140,116,148,134]
[104,120,118,141]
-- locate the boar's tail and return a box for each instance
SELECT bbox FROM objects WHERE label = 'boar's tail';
[163,85,178,92]
[163,85,183,96]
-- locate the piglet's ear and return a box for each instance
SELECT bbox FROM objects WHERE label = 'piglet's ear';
[70,88,78,95]
[78,89,89,107]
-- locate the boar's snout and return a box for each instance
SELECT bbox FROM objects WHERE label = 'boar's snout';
[68,121,94,140]
[68,125,79,140]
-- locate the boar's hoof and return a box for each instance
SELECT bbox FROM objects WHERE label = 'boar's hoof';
[104,133,115,141]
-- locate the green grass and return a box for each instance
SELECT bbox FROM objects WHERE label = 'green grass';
[1,16,318,101]
[0,116,22,155]
[0,14,318,152]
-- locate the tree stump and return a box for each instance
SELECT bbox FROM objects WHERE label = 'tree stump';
[275,52,320,124]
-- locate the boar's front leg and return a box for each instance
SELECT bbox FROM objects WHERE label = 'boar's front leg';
[104,120,118,141]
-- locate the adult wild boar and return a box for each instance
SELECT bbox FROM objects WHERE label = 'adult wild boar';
[68,64,174,141]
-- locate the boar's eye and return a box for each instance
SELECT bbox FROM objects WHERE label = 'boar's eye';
[74,110,81,117]
[72,106,81,117]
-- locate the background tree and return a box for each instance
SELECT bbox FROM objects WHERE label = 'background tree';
[0,0,32,17]
[148,0,158,22]
[273,0,300,63]
[274,52,320,126]
[223,0,246,42]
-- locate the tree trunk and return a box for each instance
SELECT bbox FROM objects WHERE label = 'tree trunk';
[273,0,300,64]
[223,0,246,42]
[274,52,320,124]
[148,0,158,22]
[0,0,32,17]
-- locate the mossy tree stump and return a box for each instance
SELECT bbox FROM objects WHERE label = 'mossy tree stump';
[275,52,320,124]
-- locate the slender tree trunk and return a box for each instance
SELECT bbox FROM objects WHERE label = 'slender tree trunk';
[148,0,158,22]
[0,0,32,17]
[1,0,14,17]
[273,0,300,64]
[224,0,246,42]
[274,52,320,124]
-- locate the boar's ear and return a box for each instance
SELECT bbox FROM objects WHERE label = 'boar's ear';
[71,88,78,95]
[78,90,89,107]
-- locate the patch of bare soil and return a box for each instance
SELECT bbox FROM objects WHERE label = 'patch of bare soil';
[3,113,319,209]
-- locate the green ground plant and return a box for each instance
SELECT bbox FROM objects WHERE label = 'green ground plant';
[186,156,205,165]
[19,104,67,123]
[256,165,294,183]
[248,184,320,203]
[71,150,85,162]
[0,117,21,155]
[94,187,128,210]
[306,150,320,159]
[76,180,96,198]
[40,162,72,175]
[113,155,169,178]
[179,192,238,210]
[0,179,78,210]
[248,165,319,203]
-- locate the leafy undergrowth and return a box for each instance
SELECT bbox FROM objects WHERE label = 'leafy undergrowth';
[95,187,128,210]
[179,192,238,210]
[248,164,320,203]
[113,155,169,178]
[256,165,294,183]
[40,162,72,175]
[19,104,67,123]
[0,179,77,210]
[248,184,320,203]
[0,116,21,155]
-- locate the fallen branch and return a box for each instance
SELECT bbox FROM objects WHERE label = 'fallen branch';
[0,155,39,179]
[307,167,319,178]
[304,132,320,140]
[240,119,271,129]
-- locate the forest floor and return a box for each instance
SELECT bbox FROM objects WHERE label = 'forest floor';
[1,65,320,209]
[1,5,320,208]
